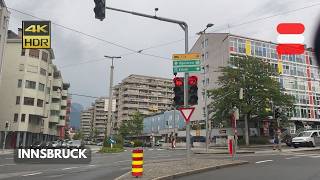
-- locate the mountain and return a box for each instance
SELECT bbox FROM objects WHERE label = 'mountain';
[70,103,84,130]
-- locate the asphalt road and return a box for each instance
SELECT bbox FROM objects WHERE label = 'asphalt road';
[178,150,320,180]
[0,147,187,180]
[1,147,320,180]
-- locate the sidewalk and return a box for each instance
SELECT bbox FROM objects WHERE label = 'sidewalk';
[115,158,248,180]
[0,149,13,155]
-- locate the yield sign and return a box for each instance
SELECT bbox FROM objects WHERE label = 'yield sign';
[178,107,195,123]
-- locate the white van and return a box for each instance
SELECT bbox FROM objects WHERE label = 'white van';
[292,130,320,148]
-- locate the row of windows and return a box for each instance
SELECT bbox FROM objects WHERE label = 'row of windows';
[229,37,316,65]
[18,79,47,92]
[292,106,320,119]
[21,49,49,62]
[15,96,44,107]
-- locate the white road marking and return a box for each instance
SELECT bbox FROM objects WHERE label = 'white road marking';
[88,164,96,167]
[255,160,273,164]
[309,155,320,158]
[149,149,154,151]
[22,172,43,177]
[285,156,300,160]
[62,166,79,170]
[0,163,15,167]
[114,160,131,163]
[5,158,13,160]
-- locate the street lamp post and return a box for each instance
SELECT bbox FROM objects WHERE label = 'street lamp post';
[197,23,214,152]
[104,55,121,138]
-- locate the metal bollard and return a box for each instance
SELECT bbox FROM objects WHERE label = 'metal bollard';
[132,149,143,177]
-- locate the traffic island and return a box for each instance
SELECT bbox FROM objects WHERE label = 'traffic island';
[115,158,248,180]
[192,149,255,154]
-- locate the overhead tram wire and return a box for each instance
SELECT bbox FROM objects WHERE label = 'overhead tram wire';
[69,93,100,99]
[9,2,320,68]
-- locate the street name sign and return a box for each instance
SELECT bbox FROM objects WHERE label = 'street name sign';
[172,53,201,73]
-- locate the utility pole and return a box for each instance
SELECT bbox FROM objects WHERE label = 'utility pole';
[104,6,191,164]
[104,55,121,138]
[2,121,9,151]
[197,23,214,152]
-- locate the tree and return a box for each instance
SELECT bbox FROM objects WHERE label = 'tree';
[208,55,295,145]
[118,111,144,138]
[73,131,84,140]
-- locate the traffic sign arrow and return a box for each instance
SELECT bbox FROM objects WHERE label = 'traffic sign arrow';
[178,107,195,123]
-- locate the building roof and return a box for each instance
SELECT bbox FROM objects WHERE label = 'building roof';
[7,30,19,39]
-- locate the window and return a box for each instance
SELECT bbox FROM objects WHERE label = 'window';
[237,39,246,53]
[19,64,24,71]
[16,96,20,105]
[21,49,26,56]
[204,52,208,60]
[23,97,34,106]
[41,51,48,62]
[14,113,18,122]
[38,83,45,92]
[40,68,46,76]
[29,49,40,58]
[206,78,209,85]
[25,80,36,89]
[37,99,44,107]
[26,65,38,73]
[47,87,51,94]
[21,114,26,122]
[18,79,22,88]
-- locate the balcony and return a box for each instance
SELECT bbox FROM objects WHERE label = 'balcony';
[50,103,60,111]
[57,120,66,126]
[52,91,61,99]
[53,78,62,87]
[62,90,68,97]
[49,115,59,123]
[60,109,66,116]
[61,100,67,107]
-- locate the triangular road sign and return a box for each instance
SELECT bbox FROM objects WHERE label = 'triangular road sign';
[178,107,195,123]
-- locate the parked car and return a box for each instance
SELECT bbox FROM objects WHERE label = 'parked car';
[61,140,71,148]
[155,140,165,147]
[292,130,320,148]
[123,140,133,147]
[50,141,62,148]
[30,141,48,149]
[68,140,85,149]
[96,142,103,146]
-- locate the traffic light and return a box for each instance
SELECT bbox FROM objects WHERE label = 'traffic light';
[94,0,105,21]
[188,76,198,105]
[5,121,8,129]
[274,107,282,119]
[173,77,184,106]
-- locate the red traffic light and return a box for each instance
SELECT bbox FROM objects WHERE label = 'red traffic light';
[173,77,184,87]
[188,76,198,86]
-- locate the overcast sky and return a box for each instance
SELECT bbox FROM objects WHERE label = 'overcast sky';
[6,0,320,108]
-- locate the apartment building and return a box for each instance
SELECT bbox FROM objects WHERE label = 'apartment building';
[0,29,69,148]
[113,74,174,132]
[190,33,320,131]
[0,0,9,87]
[80,107,93,139]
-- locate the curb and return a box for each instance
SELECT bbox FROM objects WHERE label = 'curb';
[193,151,254,155]
[153,161,249,180]
[115,161,249,180]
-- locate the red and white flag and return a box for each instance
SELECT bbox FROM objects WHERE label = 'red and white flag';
[276,23,305,55]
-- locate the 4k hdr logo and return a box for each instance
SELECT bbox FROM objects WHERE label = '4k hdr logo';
[22,21,51,49]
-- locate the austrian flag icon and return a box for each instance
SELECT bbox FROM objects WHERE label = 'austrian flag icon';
[276,23,305,55]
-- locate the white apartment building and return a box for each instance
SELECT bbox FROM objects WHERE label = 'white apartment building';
[80,107,93,139]
[0,29,69,148]
[0,0,9,88]
[113,74,173,132]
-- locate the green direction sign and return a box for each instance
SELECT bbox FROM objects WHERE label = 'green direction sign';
[173,66,201,73]
[173,60,200,67]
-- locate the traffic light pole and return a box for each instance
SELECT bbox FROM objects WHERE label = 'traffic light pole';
[104,6,191,165]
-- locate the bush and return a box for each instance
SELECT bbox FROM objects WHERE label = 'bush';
[238,136,271,145]
[133,140,143,147]
[99,147,124,153]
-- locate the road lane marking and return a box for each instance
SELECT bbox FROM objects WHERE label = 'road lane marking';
[309,155,320,158]
[285,157,300,159]
[0,163,15,167]
[88,164,96,167]
[22,172,43,176]
[114,160,132,163]
[255,160,273,164]
[5,158,13,160]
[62,166,79,170]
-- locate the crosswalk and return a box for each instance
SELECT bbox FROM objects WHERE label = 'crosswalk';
[283,152,320,159]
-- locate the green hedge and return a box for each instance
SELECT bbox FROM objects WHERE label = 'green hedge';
[99,147,124,153]
[133,140,143,147]
[103,135,124,148]
[238,136,270,145]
